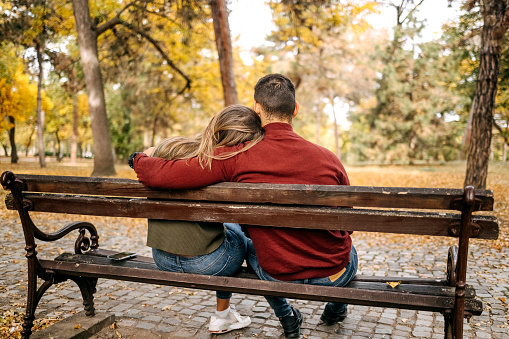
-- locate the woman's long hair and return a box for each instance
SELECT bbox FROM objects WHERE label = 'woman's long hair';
[152,105,264,169]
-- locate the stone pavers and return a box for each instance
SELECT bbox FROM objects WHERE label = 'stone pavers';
[1,217,508,338]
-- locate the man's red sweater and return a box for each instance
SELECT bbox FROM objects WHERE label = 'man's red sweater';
[133,122,352,281]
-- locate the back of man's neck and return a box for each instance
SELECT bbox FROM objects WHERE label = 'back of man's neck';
[261,118,292,127]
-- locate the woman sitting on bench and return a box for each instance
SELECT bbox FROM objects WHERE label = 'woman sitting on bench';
[130,105,264,334]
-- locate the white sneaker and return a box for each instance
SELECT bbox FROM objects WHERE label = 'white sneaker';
[209,305,251,334]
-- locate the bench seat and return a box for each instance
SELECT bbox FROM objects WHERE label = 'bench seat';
[47,251,482,315]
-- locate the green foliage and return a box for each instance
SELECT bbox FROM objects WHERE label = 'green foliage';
[106,85,144,160]
[348,18,464,164]
[261,0,378,155]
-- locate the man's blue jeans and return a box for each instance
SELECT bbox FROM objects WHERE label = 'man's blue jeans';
[247,239,358,318]
[152,223,248,299]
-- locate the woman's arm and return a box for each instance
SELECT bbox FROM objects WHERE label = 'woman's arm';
[132,153,230,189]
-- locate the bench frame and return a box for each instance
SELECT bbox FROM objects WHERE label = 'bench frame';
[1,171,498,339]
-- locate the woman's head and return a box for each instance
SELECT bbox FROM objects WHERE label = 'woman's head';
[153,105,264,168]
[152,136,200,159]
[201,104,263,148]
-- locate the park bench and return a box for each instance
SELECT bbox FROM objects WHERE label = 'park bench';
[1,170,499,339]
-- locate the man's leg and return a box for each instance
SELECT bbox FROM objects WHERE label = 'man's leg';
[247,240,302,338]
[319,245,358,325]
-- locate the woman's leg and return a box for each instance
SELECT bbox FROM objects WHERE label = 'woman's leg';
[215,223,248,309]
[152,223,250,333]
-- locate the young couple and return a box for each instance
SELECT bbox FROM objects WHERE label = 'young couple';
[129,74,358,338]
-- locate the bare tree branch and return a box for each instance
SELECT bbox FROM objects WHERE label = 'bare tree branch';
[493,119,509,144]
[96,1,137,36]
[401,0,425,25]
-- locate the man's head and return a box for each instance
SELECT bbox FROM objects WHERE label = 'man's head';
[253,74,299,125]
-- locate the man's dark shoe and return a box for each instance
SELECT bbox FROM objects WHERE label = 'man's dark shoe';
[279,306,303,338]
[320,304,347,325]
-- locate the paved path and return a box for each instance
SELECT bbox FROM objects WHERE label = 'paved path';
[1,217,508,338]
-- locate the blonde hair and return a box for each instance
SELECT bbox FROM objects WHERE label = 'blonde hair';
[153,105,264,169]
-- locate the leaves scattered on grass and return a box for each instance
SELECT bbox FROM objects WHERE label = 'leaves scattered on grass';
[0,309,60,338]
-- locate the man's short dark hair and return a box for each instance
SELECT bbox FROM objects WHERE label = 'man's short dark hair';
[254,74,296,121]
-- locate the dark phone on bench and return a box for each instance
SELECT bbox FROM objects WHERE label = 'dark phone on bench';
[107,252,137,261]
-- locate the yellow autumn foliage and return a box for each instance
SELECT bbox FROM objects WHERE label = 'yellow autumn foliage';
[0,45,54,142]
[0,65,37,131]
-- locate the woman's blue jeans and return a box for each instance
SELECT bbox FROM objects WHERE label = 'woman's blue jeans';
[152,223,248,300]
[247,239,358,318]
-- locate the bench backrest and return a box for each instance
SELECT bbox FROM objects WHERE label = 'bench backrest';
[2,172,499,240]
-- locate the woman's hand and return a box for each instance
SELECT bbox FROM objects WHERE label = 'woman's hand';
[143,147,156,157]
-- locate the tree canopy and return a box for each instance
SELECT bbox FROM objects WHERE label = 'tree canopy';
[0,0,507,185]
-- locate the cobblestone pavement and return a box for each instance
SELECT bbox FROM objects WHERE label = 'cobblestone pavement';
[1,217,508,339]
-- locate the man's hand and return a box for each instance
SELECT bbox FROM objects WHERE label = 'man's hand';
[143,147,156,157]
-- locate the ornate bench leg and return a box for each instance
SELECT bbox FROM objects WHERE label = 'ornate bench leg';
[21,278,53,339]
[71,277,98,316]
[443,310,453,339]
[20,267,37,339]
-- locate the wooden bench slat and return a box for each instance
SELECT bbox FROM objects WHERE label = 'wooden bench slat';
[45,255,482,314]
[86,250,451,286]
[61,253,474,297]
[15,174,494,211]
[351,276,448,285]
[9,193,498,239]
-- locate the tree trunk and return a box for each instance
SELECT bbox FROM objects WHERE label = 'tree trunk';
[72,0,116,176]
[71,93,78,164]
[55,130,62,160]
[8,116,18,164]
[460,96,476,160]
[503,141,507,162]
[209,0,238,106]
[316,105,321,145]
[36,42,46,168]
[331,97,340,158]
[151,114,159,147]
[465,0,508,189]
[25,126,35,156]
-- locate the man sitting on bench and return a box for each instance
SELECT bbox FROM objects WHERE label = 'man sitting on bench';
[132,74,358,339]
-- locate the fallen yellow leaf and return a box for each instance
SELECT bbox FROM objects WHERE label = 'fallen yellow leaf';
[386,281,401,288]
[74,324,81,329]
